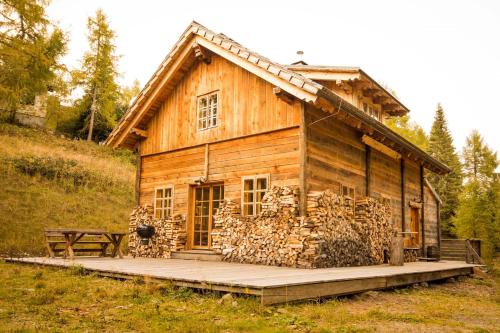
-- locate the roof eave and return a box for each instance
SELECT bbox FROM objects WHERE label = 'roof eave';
[316,87,451,175]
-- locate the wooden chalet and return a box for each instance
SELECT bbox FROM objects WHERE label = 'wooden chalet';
[106,21,449,261]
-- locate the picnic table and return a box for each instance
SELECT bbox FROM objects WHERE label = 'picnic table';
[44,228,126,259]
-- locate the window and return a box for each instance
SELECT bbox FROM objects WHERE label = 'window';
[197,91,219,131]
[340,184,355,198]
[154,186,173,219]
[242,175,269,216]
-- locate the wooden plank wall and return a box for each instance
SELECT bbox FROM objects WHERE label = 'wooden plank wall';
[305,104,366,195]
[141,54,301,156]
[369,149,402,226]
[140,128,300,215]
[304,104,437,238]
[424,186,439,246]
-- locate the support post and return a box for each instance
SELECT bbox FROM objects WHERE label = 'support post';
[420,165,426,257]
[204,143,209,181]
[365,145,371,197]
[299,102,308,216]
[437,201,441,257]
[400,158,406,232]
[135,143,142,206]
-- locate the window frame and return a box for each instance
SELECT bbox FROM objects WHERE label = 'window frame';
[241,174,270,216]
[196,91,220,131]
[153,185,174,219]
[340,184,355,198]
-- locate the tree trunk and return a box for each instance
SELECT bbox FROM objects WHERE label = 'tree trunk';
[86,29,102,142]
[87,87,97,141]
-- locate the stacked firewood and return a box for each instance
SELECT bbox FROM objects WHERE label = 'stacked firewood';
[404,249,418,262]
[354,198,394,265]
[212,186,302,267]
[128,205,186,258]
[212,186,393,268]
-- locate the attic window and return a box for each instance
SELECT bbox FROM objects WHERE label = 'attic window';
[197,91,219,131]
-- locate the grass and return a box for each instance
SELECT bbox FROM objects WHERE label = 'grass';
[0,123,136,256]
[0,260,499,332]
[1,122,499,332]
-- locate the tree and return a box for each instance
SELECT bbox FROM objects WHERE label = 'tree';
[72,9,119,142]
[385,115,429,151]
[0,0,67,120]
[454,131,499,259]
[115,79,140,120]
[427,104,463,237]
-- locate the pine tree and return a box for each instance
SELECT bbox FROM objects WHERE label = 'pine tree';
[427,104,463,237]
[385,114,429,151]
[454,131,499,259]
[72,9,119,142]
[0,0,67,120]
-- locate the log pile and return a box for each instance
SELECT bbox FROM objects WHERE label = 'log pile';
[128,205,186,258]
[404,248,418,262]
[212,186,302,267]
[354,197,394,264]
[212,186,393,268]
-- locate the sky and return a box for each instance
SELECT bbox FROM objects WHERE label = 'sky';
[46,0,500,153]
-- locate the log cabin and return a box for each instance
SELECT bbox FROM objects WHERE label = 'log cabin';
[106,21,449,266]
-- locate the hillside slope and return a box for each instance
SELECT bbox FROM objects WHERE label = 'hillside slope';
[0,124,136,256]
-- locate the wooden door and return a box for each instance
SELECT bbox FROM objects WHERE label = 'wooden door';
[409,207,420,248]
[191,184,224,249]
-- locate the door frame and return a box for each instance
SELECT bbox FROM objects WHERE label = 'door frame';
[187,182,223,250]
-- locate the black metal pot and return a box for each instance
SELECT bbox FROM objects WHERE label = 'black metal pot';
[136,224,155,245]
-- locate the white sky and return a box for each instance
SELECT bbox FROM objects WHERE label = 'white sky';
[46,0,500,153]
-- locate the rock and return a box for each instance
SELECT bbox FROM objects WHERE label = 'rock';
[420,282,429,288]
[218,293,233,305]
[446,277,456,283]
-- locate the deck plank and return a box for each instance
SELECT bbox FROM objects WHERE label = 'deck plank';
[6,257,475,304]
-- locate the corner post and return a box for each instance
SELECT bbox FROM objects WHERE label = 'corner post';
[299,101,308,216]
[400,158,406,232]
[420,165,426,257]
[135,142,142,206]
[365,145,371,197]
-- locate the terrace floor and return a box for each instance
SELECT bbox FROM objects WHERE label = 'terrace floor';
[7,257,476,305]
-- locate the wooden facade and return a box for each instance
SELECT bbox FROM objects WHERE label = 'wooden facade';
[107,22,447,256]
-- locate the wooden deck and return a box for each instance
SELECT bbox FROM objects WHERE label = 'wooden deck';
[6,257,475,305]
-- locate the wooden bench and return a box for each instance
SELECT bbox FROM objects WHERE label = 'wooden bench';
[44,228,126,259]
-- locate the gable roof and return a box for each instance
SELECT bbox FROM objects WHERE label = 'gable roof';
[105,21,450,175]
[286,64,409,116]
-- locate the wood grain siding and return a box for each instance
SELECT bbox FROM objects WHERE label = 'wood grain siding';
[369,148,402,226]
[424,186,439,246]
[404,159,421,231]
[140,128,300,215]
[305,105,366,195]
[141,54,301,156]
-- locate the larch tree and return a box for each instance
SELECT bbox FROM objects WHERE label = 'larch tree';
[385,114,429,151]
[115,79,140,121]
[427,104,463,237]
[72,9,119,142]
[454,130,499,259]
[0,0,67,120]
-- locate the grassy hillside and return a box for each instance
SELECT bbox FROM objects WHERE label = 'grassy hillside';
[0,123,136,256]
[1,260,499,332]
